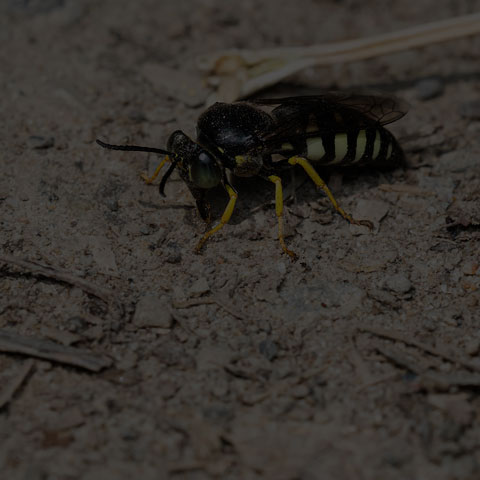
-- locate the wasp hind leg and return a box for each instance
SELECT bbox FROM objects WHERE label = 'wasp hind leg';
[141,156,170,184]
[287,156,373,229]
[195,182,238,253]
[268,175,297,260]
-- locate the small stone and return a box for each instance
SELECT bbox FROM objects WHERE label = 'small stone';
[139,224,155,235]
[350,199,389,236]
[384,274,412,294]
[83,325,104,340]
[27,135,55,149]
[436,150,478,173]
[290,384,310,399]
[465,338,480,356]
[165,252,182,264]
[462,261,479,276]
[133,294,173,328]
[416,77,444,101]
[88,236,118,276]
[189,277,210,297]
[66,316,88,333]
[164,243,182,263]
[276,261,287,276]
[259,339,278,361]
[105,199,119,212]
[460,100,480,120]
[117,349,138,370]
[368,288,397,306]
[127,110,146,123]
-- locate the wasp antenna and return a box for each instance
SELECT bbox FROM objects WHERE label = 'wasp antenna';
[158,159,179,197]
[96,139,172,155]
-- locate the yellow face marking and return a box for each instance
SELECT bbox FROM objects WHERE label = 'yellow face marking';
[218,146,225,153]
[235,155,246,165]
[372,130,382,160]
[306,137,326,161]
[353,130,367,163]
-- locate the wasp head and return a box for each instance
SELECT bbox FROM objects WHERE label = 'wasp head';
[96,132,222,221]
[167,130,222,191]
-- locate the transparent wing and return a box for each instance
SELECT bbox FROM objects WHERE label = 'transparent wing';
[249,93,407,148]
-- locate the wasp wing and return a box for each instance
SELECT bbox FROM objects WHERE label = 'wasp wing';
[249,93,407,150]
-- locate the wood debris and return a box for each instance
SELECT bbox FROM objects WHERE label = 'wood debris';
[198,13,480,102]
[0,360,34,410]
[0,254,124,318]
[0,330,112,372]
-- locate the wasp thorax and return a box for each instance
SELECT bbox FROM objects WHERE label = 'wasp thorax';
[189,151,221,189]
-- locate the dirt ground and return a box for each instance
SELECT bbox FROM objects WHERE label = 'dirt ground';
[1,1,480,479]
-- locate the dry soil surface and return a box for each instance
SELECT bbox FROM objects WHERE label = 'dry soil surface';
[1,1,480,479]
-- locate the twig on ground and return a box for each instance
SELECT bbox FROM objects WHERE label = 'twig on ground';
[198,13,480,102]
[0,254,124,318]
[347,334,375,385]
[360,325,480,374]
[0,359,34,410]
[0,330,112,372]
[375,344,480,389]
[173,296,247,322]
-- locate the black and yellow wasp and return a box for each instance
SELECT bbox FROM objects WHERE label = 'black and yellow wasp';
[97,93,406,258]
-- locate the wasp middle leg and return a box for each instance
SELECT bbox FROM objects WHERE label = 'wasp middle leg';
[287,156,373,229]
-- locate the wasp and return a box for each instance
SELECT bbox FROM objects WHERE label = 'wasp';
[97,93,406,258]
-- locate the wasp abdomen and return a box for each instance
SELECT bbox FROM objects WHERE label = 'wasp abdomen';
[301,128,401,167]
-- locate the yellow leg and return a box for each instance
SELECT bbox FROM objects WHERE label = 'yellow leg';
[268,175,297,259]
[196,184,238,252]
[288,156,373,229]
[141,156,169,184]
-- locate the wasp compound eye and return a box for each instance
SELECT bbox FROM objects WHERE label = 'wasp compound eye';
[189,151,221,189]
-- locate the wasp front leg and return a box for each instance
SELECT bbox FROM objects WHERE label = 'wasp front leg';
[195,182,238,252]
[287,156,373,229]
[141,156,170,184]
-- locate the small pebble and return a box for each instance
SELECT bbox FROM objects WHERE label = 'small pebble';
[133,294,173,328]
[259,339,278,361]
[291,384,310,399]
[105,199,119,212]
[66,316,88,333]
[276,261,287,276]
[127,110,147,123]
[139,224,157,235]
[462,261,479,276]
[189,277,210,297]
[368,289,397,306]
[465,338,480,356]
[415,77,444,101]
[384,274,412,294]
[460,100,480,120]
[27,135,55,149]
